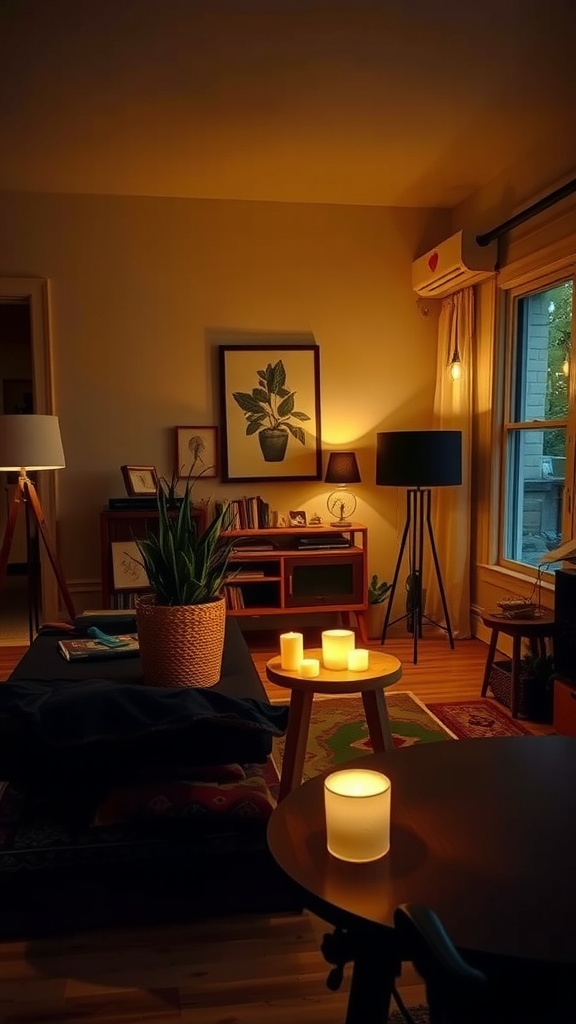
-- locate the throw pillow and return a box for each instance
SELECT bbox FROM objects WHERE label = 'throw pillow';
[94,769,276,826]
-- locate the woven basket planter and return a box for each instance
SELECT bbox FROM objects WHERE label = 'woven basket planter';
[488,659,553,723]
[136,594,226,688]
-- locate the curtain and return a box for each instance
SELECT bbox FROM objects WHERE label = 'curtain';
[425,287,474,638]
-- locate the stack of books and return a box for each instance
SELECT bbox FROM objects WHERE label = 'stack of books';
[215,496,271,530]
[58,633,140,661]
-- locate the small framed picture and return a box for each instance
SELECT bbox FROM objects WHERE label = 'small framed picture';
[176,426,218,479]
[289,510,307,527]
[120,465,159,496]
[111,541,150,591]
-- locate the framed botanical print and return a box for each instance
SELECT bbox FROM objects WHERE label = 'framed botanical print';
[218,344,322,482]
[111,541,150,591]
[120,465,159,496]
[176,426,218,479]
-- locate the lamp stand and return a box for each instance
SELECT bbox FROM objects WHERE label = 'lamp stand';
[0,472,76,640]
[381,487,454,664]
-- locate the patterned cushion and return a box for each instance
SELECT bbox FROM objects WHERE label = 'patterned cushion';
[94,765,276,825]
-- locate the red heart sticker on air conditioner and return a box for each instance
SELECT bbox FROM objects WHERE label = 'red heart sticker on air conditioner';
[428,252,439,272]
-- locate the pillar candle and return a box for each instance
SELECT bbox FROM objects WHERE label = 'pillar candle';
[324,769,391,862]
[321,628,355,670]
[347,648,369,671]
[280,631,304,670]
[299,658,320,678]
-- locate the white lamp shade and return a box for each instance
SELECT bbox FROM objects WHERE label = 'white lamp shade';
[0,414,65,471]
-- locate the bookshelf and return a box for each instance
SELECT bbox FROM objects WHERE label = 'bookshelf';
[99,507,205,608]
[223,523,368,642]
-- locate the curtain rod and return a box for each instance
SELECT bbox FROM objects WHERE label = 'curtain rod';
[476,177,576,247]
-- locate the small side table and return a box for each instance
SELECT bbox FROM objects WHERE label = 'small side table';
[266,649,402,801]
[480,609,555,719]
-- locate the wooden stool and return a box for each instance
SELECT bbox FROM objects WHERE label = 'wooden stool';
[480,609,555,718]
[266,648,402,801]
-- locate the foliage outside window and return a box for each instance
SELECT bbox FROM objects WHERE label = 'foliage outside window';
[501,277,573,572]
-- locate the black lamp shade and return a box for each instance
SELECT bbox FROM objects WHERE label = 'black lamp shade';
[376,430,462,487]
[324,450,361,484]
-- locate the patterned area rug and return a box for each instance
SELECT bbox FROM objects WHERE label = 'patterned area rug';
[426,698,532,738]
[272,691,455,781]
[272,692,533,782]
[389,1007,429,1024]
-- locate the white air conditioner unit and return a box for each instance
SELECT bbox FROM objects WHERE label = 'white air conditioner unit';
[412,230,498,298]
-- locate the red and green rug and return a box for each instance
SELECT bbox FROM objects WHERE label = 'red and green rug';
[272,691,532,782]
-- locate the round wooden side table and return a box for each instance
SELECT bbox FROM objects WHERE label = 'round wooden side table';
[266,648,402,801]
[480,608,555,718]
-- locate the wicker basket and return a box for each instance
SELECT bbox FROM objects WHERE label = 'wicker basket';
[487,660,529,716]
[135,594,226,688]
[488,659,553,722]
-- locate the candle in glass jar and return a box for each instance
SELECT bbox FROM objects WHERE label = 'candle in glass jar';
[324,769,391,862]
[299,658,320,678]
[321,629,355,670]
[280,631,304,670]
[347,648,369,671]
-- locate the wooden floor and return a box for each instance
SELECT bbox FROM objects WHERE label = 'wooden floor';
[0,631,550,1022]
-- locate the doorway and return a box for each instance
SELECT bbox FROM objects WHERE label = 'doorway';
[0,278,59,643]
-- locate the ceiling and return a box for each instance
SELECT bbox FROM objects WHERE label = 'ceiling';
[1,0,575,209]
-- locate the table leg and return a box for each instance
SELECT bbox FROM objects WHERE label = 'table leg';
[278,689,314,802]
[511,634,521,718]
[341,610,368,646]
[481,628,499,697]
[362,689,394,752]
[345,941,398,1024]
[355,610,368,646]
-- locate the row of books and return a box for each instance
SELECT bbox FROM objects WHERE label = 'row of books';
[215,496,271,530]
[223,584,246,609]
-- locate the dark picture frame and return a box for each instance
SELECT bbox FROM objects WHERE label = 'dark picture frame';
[120,465,159,496]
[176,426,218,479]
[289,510,307,527]
[219,344,322,482]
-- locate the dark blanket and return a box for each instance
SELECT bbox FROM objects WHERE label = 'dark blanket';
[0,678,289,819]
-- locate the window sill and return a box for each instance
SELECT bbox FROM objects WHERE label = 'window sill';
[477,563,554,603]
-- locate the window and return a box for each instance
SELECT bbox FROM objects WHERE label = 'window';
[501,277,573,572]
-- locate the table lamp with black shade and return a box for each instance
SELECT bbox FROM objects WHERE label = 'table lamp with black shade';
[324,450,361,527]
[376,429,462,663]
[0,414,76,640]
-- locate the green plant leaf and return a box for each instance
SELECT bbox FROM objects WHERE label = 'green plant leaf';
[232,391,265,414]
[291,410,311,421]
[277,392,295,417]
[268,360,286,394]
[133,474,232,607]
[285,422,306,445]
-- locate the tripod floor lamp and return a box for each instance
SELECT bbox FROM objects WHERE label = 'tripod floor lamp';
[0,414,76,641]
[376,429,462,664]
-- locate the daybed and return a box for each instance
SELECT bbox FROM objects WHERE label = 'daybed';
[0,617,299,939]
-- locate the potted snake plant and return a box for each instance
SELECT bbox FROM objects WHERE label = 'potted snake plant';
[134,474,234,688]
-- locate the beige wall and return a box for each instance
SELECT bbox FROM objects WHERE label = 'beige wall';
[0,191,449,608]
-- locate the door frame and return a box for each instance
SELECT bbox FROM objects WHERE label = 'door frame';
[0,277,60,621]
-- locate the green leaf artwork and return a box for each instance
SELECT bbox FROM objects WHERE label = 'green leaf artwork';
[232,359,311,462]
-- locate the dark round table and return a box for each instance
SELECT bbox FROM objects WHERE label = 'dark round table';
[268,736,576,1022]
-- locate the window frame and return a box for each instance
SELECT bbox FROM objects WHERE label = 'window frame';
[498,268,575,578]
